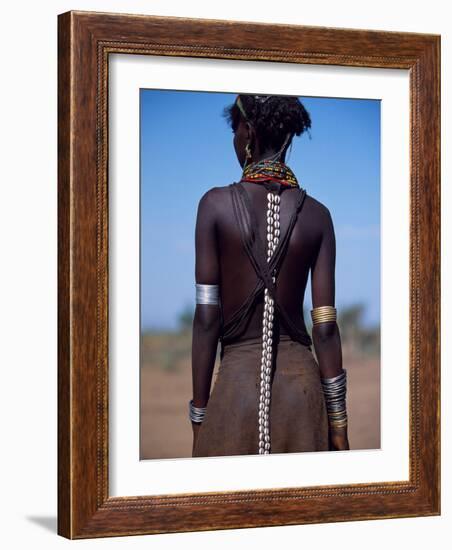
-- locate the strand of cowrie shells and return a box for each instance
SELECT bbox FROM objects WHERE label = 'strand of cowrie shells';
[258,191,281,454]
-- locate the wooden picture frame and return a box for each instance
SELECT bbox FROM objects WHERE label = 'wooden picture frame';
[57,10,440,539]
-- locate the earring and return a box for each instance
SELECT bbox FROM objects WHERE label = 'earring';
[245,142,252,159]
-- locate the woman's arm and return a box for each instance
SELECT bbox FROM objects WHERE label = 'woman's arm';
[191,190,222,411]
[310,205,349,451]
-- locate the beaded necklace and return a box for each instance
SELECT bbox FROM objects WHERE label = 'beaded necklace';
[240,159,299,188]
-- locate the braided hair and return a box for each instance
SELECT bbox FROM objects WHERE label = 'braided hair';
[223,94,312,154]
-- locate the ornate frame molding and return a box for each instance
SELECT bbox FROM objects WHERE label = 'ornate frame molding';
[58,10,440,538]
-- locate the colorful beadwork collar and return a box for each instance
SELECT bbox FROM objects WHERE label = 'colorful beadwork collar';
[240,159,299,188]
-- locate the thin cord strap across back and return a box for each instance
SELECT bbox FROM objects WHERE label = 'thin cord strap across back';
[220,182,312,349]
[237,182,307,300]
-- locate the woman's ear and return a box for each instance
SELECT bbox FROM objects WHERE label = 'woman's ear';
[245,122,257,151]
[245,121,253,141]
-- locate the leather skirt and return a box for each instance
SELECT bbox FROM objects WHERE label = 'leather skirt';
[192,334,329,457]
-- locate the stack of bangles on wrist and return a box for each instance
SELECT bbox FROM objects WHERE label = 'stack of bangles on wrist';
[189,399,207,424]
[311,305,348,429]
[320,370,348,429]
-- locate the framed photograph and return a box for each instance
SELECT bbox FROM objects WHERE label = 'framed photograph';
[58,10,440,539]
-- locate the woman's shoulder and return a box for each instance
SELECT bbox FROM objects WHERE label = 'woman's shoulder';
[196,185,233,221]
[198,184,234,204]
[304,192,333,221]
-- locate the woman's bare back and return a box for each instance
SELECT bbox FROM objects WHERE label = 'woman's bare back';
[203,182,334,342]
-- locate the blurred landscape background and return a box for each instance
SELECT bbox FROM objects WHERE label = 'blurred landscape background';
[140,90,380,460]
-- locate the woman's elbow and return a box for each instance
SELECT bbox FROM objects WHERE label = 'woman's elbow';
[312,321,338,343]
[193,305,222,333]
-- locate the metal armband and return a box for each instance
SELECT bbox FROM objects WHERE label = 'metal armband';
[310,305,337,325]
[195,283,220,305]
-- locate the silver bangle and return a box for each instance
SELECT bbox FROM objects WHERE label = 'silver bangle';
[196,283,220,305]
[321,369,348,426]
[189,399,207,424]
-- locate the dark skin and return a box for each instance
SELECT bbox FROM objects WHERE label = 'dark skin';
[191,116,349,453]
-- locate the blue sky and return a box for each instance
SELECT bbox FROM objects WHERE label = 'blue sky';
[140,90,380,331]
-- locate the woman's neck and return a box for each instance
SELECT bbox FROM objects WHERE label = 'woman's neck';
[252,149,286,164]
